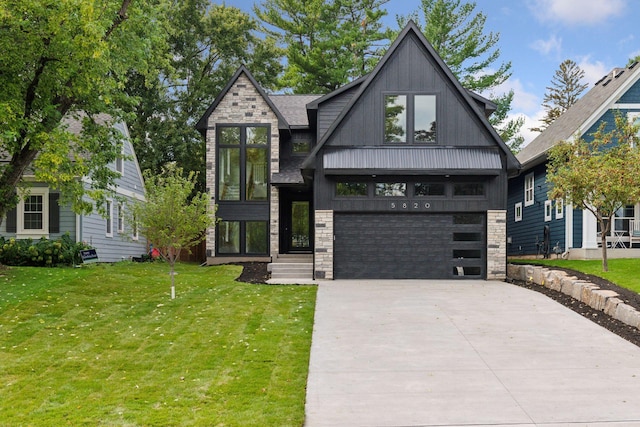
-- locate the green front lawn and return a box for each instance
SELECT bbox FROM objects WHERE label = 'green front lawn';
[0,262,316,426]
[511,258,640,293]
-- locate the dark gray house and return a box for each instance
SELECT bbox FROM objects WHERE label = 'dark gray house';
[197,21,519,280]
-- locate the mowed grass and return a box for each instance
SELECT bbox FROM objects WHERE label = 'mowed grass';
[511,258,640,293]
[0,262,316,426]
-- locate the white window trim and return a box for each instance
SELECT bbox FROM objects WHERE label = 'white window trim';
[544,200,553,222]
[555,199,564,219]
[628,112,640,148]
[106,200,113,238]
[16,187,49,239]
[115,142,125,175]
[132,218,139,241]
[524,173,534,207]
[514,202,523,222]
[117,203,124,233]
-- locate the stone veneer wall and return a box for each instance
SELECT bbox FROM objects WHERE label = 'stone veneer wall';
[205,73,280,260]
[487,210,507,280]
[314,210,334,279]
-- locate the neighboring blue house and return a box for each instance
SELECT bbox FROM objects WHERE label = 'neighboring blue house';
[507,62,640,259]
[1,117,148,262]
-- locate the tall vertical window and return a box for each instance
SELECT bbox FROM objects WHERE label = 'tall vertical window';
[117,203,124,233]
[217,125,269,202]
[384,94,436,143]
[115,143,124,174]
[555,199,564,219]
[524,173,535,206]
[628,112,640,146]
[106,200,113,237]
[544,200,552,222]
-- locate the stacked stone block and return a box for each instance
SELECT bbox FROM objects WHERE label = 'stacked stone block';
[487,210,507,280]
[314,210,334,279]
[204,73,281,260]
[508,264,640,330]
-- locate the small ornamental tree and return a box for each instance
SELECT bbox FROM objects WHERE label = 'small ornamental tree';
[547,112,640,271]
[130,164,214,299]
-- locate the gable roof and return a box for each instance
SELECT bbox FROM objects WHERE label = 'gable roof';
[517,62,640,169]
[195,65,290,134]
[301,20,519,173]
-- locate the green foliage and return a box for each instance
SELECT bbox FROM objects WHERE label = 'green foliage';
[0,263,316,425]
[0,234,91,267]
[0,0,170,226]
[125,3,282,193]
[256,0,393,93]
[397,0,523,151]
[129,164,214,298]
[547,112,640,271]
[531,59,588,133]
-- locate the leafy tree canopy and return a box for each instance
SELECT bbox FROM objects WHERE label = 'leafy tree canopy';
[125,2,282,193]
[129,163,214,299]
[547,112,640,271]
[0,0,169,225]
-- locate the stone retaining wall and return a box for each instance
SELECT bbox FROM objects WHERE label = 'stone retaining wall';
[507,264,640,330]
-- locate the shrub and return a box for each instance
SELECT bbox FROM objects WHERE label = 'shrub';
[0,234,92,267]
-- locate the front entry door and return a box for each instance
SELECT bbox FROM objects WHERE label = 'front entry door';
[281,191,313,253]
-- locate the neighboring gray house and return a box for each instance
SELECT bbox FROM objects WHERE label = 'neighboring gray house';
[1,118,147,262]
[197,21,520,280]
[507,62,640,259]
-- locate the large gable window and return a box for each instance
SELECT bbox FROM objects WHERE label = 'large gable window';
[384,94,436,143]
[217,125,269,202]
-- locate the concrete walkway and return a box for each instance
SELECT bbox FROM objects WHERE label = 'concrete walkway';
[304,280,640,427]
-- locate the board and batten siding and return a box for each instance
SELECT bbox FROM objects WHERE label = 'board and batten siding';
[316,85,360,140]
[325,33,498,150]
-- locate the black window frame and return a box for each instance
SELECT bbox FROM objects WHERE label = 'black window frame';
[216,220,269,256]
[383,92,438,144]
[216,124,270,203]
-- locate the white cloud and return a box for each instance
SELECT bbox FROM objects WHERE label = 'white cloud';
[530,0,626,25]
[491,78,540,114]
[575,56,610,86]
[530,34,562,57]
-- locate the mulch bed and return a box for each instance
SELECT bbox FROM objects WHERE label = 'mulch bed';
[507,266,640,348]
[230,261,640,348]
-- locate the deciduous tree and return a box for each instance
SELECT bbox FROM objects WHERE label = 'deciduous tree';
[0,0,169,226]
[125,2,282,193]
[129,164,214,299]
[547,113,640,271]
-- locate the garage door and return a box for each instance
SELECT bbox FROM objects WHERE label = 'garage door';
[334,213,485,279]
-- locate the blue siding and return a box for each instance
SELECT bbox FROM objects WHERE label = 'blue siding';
[507,163,566,255]
[573,207,583,248]
[617,79,640,103]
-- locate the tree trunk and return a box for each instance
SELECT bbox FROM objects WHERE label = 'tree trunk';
[599,216,611,272]
[0,147,40,229]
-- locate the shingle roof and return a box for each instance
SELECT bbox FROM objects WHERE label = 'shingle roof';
[270,95,321,127]
[517,63,640,168]
[271,157,306,185]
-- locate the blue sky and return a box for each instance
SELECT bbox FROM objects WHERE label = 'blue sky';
[221,0,640,145]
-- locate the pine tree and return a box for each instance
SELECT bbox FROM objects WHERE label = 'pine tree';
[255,0,392,93]
[531,59,588,133]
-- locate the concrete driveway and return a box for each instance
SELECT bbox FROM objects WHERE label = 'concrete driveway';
[304,280,640,427]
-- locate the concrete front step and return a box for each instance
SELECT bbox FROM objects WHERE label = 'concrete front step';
[271,272,314,279]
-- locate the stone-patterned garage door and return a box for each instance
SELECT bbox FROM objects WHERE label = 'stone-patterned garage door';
[334,213,486,279]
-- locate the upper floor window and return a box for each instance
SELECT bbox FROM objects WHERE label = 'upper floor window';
[217,125,269,202]
[628,112,640,147]
[384,94,436,143]
[115,143,124,175]
[524,173,535,206]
